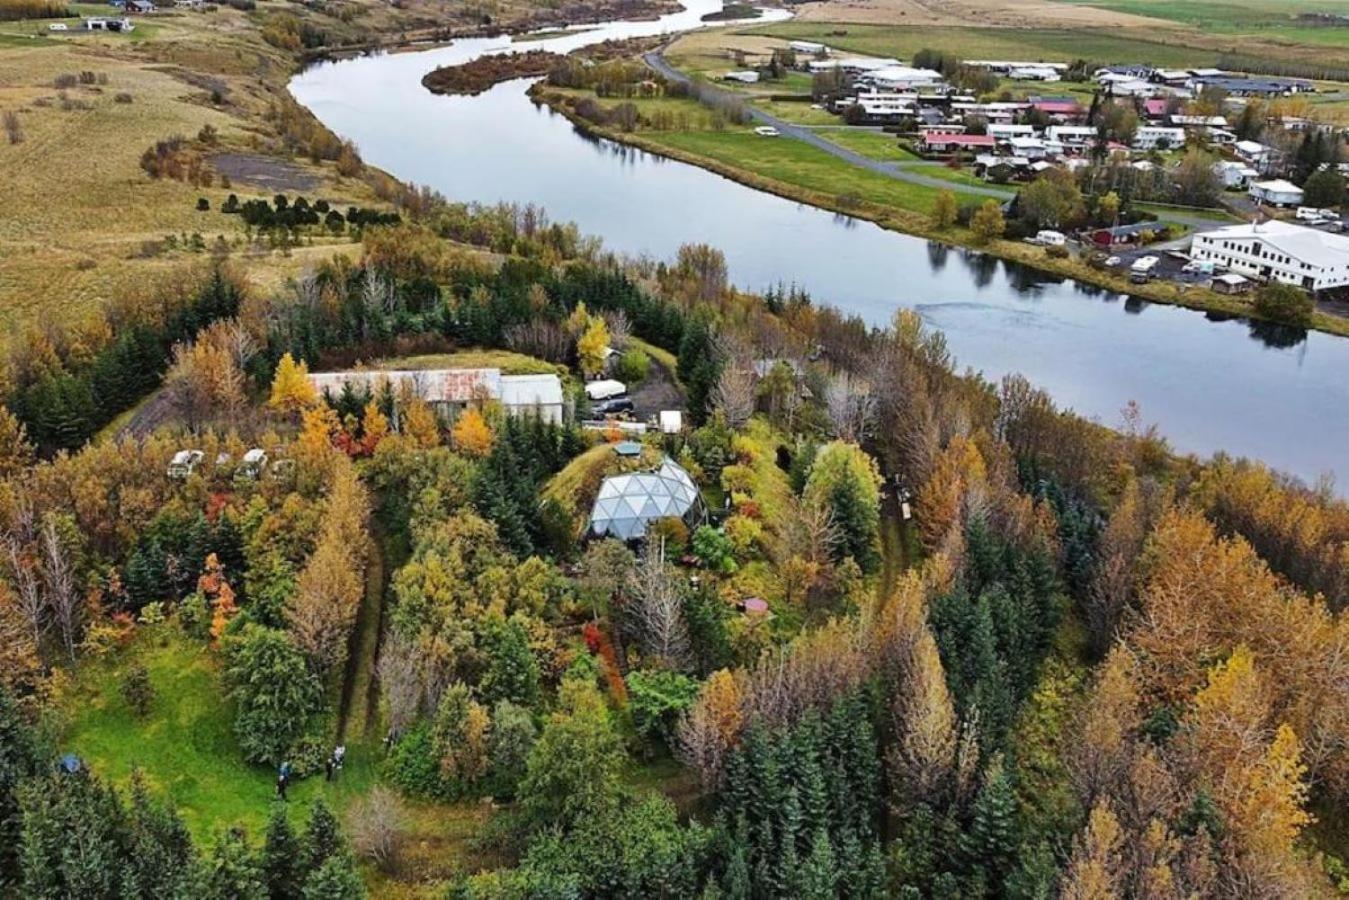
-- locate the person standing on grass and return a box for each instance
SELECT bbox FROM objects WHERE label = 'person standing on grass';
[324,755,334,782]
[276,772,288,801]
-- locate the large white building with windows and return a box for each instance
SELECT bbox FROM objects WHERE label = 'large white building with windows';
[1190,220,1349,293]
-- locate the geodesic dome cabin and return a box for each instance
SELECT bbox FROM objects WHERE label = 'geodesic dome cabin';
[587,458,704,542]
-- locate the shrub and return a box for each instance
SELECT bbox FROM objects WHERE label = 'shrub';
[614,348,649,383]
[197,197,211,212]
[2,110,22,145]
[626,669,699,746]
[53,73,77,89]
[113,92,133,104]
[1045,244,1069,259]
[1253,282,1314,328]
[121,664,154,717]
[691,525,737,574]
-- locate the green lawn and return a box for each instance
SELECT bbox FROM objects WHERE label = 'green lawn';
[63,628,383,839]
[745,22,1225,68]
[753,98,838,125]
[818,129,915,161]
[644,128,948,213]
[1052,0,1349,33]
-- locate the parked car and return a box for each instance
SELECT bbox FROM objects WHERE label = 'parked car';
[593,397,635,417]
[48,22,68,29]
[1182,260,1215,275]
[753,126,780,137]
[1104,256,1122,268]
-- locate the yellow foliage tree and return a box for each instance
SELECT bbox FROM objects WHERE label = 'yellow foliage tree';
[1061,800,1124,900]
[267,352,317,417]
[403,397,441,449]
[931,189,958,230]
[360,400,390,455]
[577,315,610,379]
[452,407,495,457]
[970,199,1006,244]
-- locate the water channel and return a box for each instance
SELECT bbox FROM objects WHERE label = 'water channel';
[290,0,1349,487]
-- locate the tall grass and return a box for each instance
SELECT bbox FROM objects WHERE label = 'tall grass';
[0,0,71,20]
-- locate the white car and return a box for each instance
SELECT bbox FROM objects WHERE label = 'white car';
[753,126,780,137]
[1104,256,1122,267]
[48,22,68,30]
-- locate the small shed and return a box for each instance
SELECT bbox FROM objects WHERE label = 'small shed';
[1212,272,1252,294]
[659,410,683,434]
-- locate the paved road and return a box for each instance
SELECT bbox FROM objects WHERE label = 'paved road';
[642,52,1230,230]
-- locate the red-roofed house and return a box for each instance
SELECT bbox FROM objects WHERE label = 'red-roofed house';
[1142,98,1169,120]
[920,133,996,154]
[1031,98,1085,121]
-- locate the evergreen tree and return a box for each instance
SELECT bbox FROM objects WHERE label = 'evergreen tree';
[127,771,196,897]
[0,686,43,887]
[301,853,366,899]
[302,799,344,874]
[959,759,1020,892]
[798,829,838,900]
[479,616,541,709]
[197,827,266,900]
[18,771,134,897]
[261,803,304,900]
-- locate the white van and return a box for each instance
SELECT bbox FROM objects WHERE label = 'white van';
[1297,206,1337,222]
[1129,255,1160,283]
[1032,229,1067,247]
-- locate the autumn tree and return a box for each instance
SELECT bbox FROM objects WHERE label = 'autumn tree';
[577,315,609,379]
[451,407,494,457]
[1061,800,1124,900]
[268,353,317,418]
[802,441,882,571]
[970,200,1006,244]
[931,189,958,230]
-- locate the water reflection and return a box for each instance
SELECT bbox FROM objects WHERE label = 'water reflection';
[288,0,1349,487]
[1248,320,1307,349]
[926,241,948,272]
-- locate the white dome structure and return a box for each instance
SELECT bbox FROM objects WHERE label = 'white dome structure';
[588,458,704,541]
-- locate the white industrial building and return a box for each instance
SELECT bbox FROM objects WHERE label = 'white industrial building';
[1190,220,1349,292]
[308,368,565,423]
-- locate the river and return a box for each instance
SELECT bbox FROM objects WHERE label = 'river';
[290,0,1349,488]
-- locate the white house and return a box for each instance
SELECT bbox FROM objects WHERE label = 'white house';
[1133,126,1186,150]
[1008,66,1061,82]
[1008,136,1049,159]
[866,65,944,90]
[1213,160,1259,189]
[1249,179,1304,207]
[988,123,1036,141]
[1190,220,1349,292]
[1235,139,1275,171]
[1045,125,1096,148]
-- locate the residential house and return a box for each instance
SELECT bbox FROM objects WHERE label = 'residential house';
[1248,179,1304,207]
[1045,125,1096,149]
[988,123,1035,141]
[1214,160,1260,189]
[1133,126,1186,150]
[919,133,996,154]
[1190,220,1349,291]
[1029,97,1085,121]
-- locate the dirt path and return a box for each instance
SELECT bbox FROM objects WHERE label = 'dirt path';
[335,527,388,742]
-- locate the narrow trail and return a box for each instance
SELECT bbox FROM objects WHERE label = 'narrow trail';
[335,526,388,742]
[878,493,910,601]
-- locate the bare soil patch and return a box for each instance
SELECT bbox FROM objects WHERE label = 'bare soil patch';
[211,152,323,192]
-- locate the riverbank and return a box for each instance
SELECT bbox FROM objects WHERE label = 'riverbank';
[0,0,680,336]
[531,82,1349,339]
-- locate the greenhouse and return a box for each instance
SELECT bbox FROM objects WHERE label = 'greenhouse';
[587,458,704,541]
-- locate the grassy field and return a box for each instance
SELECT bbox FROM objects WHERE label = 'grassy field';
[62,627,379,839]
[649,129,947,213]
[745,21,1227,68]
[380,348,568,375]
[817,128,916,161]
[751,99,837,125]
[1052,0,1349,37]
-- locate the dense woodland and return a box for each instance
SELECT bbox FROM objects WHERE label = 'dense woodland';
[1,190,1348,897]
